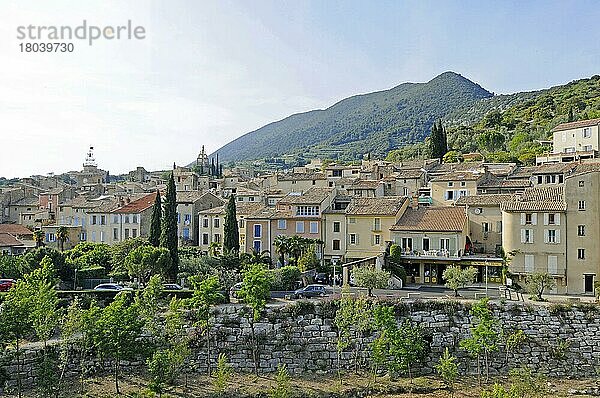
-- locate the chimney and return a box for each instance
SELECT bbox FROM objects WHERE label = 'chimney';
[410,194,419,209]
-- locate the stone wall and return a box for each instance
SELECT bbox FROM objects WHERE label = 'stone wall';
[3,300,600,392]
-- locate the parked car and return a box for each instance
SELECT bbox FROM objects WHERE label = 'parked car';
[291,284,327,299]
[314,273,329,285]
[93,283,133,291]
[163,283,183,290]
[0,279,16,292]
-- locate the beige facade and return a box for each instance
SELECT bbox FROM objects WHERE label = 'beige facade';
[551,119,600,156]
[564,169,600,294]
[345,197,408,260]
[430,172,483,206]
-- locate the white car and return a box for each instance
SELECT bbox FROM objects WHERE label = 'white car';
[93,283,133,291]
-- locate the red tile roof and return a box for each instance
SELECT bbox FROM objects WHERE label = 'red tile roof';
[391,206,467,232]
[551,118,600,132]
[0,233,24,247]
[111,193,156,214]
[0,224,33,236]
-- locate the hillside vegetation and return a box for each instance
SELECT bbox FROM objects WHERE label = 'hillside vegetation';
[387,75,600,164]
[212,72,492,163]
[209,73,600,166]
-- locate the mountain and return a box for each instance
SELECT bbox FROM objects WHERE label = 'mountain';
[210,72,493,163]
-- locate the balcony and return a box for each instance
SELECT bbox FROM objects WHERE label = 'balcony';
[399,249,461,260]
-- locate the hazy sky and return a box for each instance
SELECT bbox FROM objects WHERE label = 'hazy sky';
[1,0,599,178]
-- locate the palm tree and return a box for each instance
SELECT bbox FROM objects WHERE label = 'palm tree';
[33,229,44,248]
[273,235,290,267]
[56,226,69,251]
[241,249,272,267]
[287,236,303,267]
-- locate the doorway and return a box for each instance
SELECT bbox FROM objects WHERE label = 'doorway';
[585,274,594,293]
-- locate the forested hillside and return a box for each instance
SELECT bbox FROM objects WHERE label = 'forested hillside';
[387,75,600,164]
[211,72,492,163]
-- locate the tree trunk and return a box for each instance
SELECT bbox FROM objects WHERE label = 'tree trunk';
[206,321,212,375]
[477,354,481,387]
[115,361,120,395]
[16,339,22,398]
[454,289,459,297]
[250,320,258,376]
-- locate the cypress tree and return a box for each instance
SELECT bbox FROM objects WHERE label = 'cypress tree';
[568,107,574,122]
[160,173,179,280]
[219,164,223,178]
[149,190,162,247]
[429,121,440,159]
[223,195,240,253]
[211,158,215,176]
[441,121,448,155]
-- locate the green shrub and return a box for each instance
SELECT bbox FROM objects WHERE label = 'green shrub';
[271,266,302,290]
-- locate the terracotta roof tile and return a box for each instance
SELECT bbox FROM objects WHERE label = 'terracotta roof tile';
[391,207,466,232]
[278,188,333,205]
[111,193,156,214]
[431,171,484,182]
[455,194,516,206]
[0,224,33,236]
[346,197,406,216]
[551,118,600,132]
[0,233,23,247]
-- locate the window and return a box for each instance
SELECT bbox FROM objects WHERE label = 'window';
[239,219,245,229]
[296,206,319,216]
[496,221,502,232]
[238,196,243,202]
[537,176,543,184]
[124,229,129,239]
[578,225,586,236]
[373,218,381,231]
[253,240,261,252]
[579,180,585,187]
[457,190,468,198]
[91,215,97,225]
[349,233,357,245]
[278,219,286,229]
[521,229,533,243]
[448,182,454,187]
[203,218,209,228]
[80,232,87,241]
[374,234,381,245]
[579,201,586,211]
[524,254,534,273]
[583,145,593,151]
[548,255,558,275]
[583,127,592,138]
[440,238,450,251]
[546,229,557,243]
[578,248,586,260]
[445,190,454,200]
[184,214,191,224]
[460,181,466,187]
[132,214,138,223]
[333,221,340,233]
[182,228,189,239]
[348,217,356,224]
[253,224,262,238]
[125,215,130,224]
[249,196,255,202]
[202,233,209,245]
[401,237,413,251]
[214,233,221,243]
[548,213,555,225]
[113,228,118,240]
[332,239,340,250]
[525,214,532,224]
[309,221,318,234]
[564,147,576,153]
[132,229,138,238]
[100,215,106,225]
[482,222,489,233]
[47,232,56,242]
[296,221,305,233]
[240,234,245,246]
[214,218,220,228]
[422,237,430,251]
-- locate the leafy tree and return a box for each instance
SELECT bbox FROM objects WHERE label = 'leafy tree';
[241,249,272,268]
[124,245,172,286]
[297,244,319,272]
[442,150,464,163]
[0,279,32,397]
[504,329,527,368]
[33,229,45,248]
[66,242,112,273]
[187,275,224,375]
[334,286,354,385]
[238,263,273,375]
[137,275,164,337]
[273,235,290,266]
[161,172,179,280]
[223,195,240,253]
[525,272,556,301]
[149,190,162,247]
[109,237,148,275]
[442,266,478,296]
[93,293,144,395]
[460,298,500,384]
[56,226,69,252]
[435,348,458,397]
[352,265,390,296]
[271,266,301,290]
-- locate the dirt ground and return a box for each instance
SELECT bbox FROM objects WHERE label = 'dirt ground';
[4,371,600,397]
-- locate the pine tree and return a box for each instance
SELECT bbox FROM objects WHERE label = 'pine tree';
[211,158,215,176]
[149,190,162,247]
[223,195,240,253]
[160,173,179,280]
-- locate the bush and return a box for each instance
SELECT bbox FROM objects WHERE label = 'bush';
[76,266,107,281]
[271,266,301,290]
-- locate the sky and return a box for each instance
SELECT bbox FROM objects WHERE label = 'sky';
[0,0,599,178]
